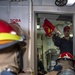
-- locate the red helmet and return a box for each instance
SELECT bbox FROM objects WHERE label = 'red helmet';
[59,52,73,59]
[0,19,26,49]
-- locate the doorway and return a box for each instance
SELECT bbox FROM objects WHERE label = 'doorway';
[34,13,73,75]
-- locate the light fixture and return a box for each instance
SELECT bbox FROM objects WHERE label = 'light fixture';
[37,25,40,29]
[66,0,75,6]
[70,34,73,37]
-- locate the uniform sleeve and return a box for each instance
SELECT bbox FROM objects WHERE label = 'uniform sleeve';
[52,34,61,47]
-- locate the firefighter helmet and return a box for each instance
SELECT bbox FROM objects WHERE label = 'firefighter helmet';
[0,19,26,49]
[56,52,74,67]
[59,52,73,59]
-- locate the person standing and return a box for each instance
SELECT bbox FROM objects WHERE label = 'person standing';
[52,26,73,55]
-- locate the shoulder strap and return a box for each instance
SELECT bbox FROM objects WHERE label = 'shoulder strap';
[17,44,23,73]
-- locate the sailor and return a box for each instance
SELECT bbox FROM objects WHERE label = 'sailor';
[45,52,75,75]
